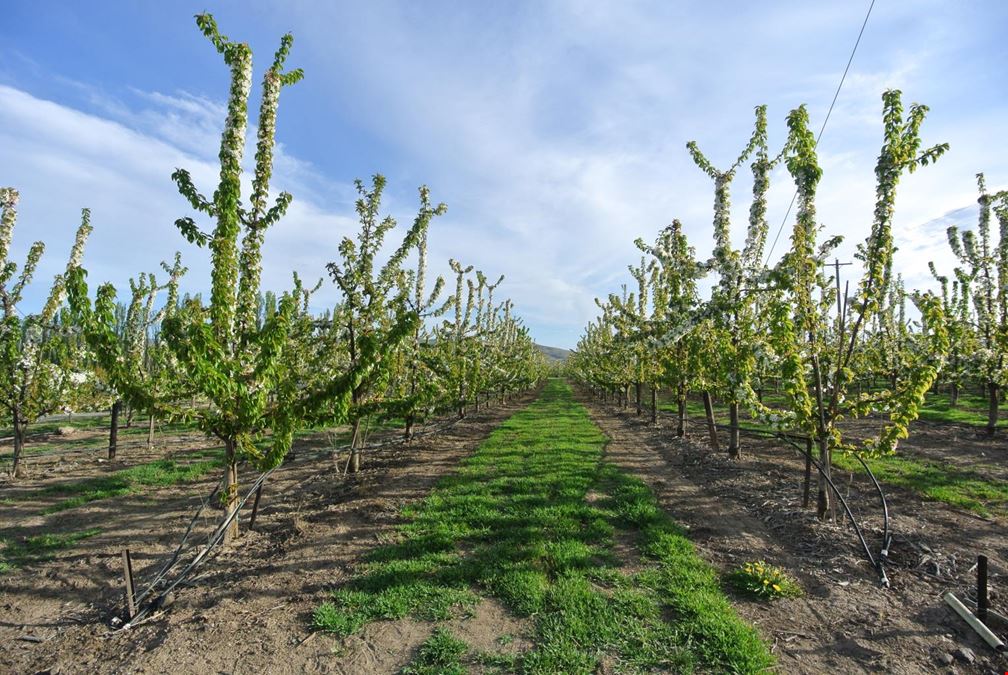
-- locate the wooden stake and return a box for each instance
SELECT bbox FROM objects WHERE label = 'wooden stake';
[122,548,136,620]
[978,555,989,622]
[249,483,264,531]
[702,391,719,452]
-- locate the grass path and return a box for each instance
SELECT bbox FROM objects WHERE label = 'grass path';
[314,378,772,673]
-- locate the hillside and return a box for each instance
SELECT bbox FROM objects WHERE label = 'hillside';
[536,344,571,362]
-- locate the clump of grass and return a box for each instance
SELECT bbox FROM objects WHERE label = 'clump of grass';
[401,627,468,675]
[728,560,802,600]
[41,455,223,513]
[0,527,101,571]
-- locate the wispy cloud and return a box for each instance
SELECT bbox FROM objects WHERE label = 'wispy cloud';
[2,1,1007,347]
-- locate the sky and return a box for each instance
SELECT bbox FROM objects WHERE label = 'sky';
[1,1,1007,349]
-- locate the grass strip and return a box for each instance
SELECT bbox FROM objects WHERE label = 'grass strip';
[832,452,1008,517]
[39,450,223,513]
[314,378,772,673]
[659,396,1006,517]
[0,527,100,573]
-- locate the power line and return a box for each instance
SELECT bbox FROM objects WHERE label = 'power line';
[763,0,876,265]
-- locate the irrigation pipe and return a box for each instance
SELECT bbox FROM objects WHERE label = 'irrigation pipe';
[943,591,1006,652]
[124,465,279,628]
[599,393,891,585]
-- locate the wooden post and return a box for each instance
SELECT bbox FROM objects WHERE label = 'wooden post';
[978,555,989,621]
[702,391,719,452]
[249,483,264,531]
[122,548,136,620]
[802,437,813,508]
[109,399,122,460]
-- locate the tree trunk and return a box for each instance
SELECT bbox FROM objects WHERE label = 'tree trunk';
[147,414,155,450]
[650,385,657,426]
[635,382,642,416]
[950,381,960,407]
[404,413,414,443]
[222,439,239,545]
[349,418,362,474]
[676,396,686,437]
[108,399,122,461]
[702,391,718,452]
[816,434,832,520]
[728,401,741,459]
[987,382,999,436]
[756,388,763,404]
[11,417,26,478]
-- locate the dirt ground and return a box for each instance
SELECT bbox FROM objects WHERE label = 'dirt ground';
[0,393,537,675]
[2,386,1006,674]
[578,390,1008,675]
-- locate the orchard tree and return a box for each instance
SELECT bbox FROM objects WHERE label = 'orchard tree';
[758,92,949,519]
[326,176,442,472]
[0,190,92,477]
[687,105,787,457]
[928,262,975,406]
[940,174,1008,433]
[396,188,450,440]
[70,15,396,543]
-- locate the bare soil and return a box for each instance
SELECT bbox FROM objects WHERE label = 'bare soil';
[579,390,1008,675]
[3,387,1006,674]
[0,394,536,675]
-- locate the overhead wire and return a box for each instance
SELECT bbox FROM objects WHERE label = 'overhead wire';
[763,0,877,266]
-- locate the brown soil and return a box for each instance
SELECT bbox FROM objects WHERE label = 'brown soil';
[0,393,536,675]
[3,387,1006,674]
[579,390,1008,675]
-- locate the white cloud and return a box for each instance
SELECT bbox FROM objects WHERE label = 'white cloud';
[3,2,1007,347]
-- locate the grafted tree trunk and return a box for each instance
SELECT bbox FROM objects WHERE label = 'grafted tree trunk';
[676,395,686,437]
[728,401,741,459]
[108,399,122,460]
[950,381,960,407]
[702,391,718,452]
[11,417,26,478]
[223,438,239,545]
[650,385,657,426]
[147,414,156,450]
[987,383,999,436]
[635,382,642,415]
[349,418,362,474]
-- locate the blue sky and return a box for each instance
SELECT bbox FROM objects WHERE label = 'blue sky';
[2,1,1007,348]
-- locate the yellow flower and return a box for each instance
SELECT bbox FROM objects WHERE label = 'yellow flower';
[772,584,781,592]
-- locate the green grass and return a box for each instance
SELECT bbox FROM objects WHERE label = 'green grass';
[657,391,1007,517]
[659,389,1006,432]
[313,379,772,673]
[38,450,223,513]
[402,627,469,675]
[833,451,1008,517]
[0,527,100,572]
[917,392,1008,428]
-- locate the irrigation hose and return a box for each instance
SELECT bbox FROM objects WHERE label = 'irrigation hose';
[595,391,892,586]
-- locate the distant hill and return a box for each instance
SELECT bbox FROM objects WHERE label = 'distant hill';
[536,344,571,362]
